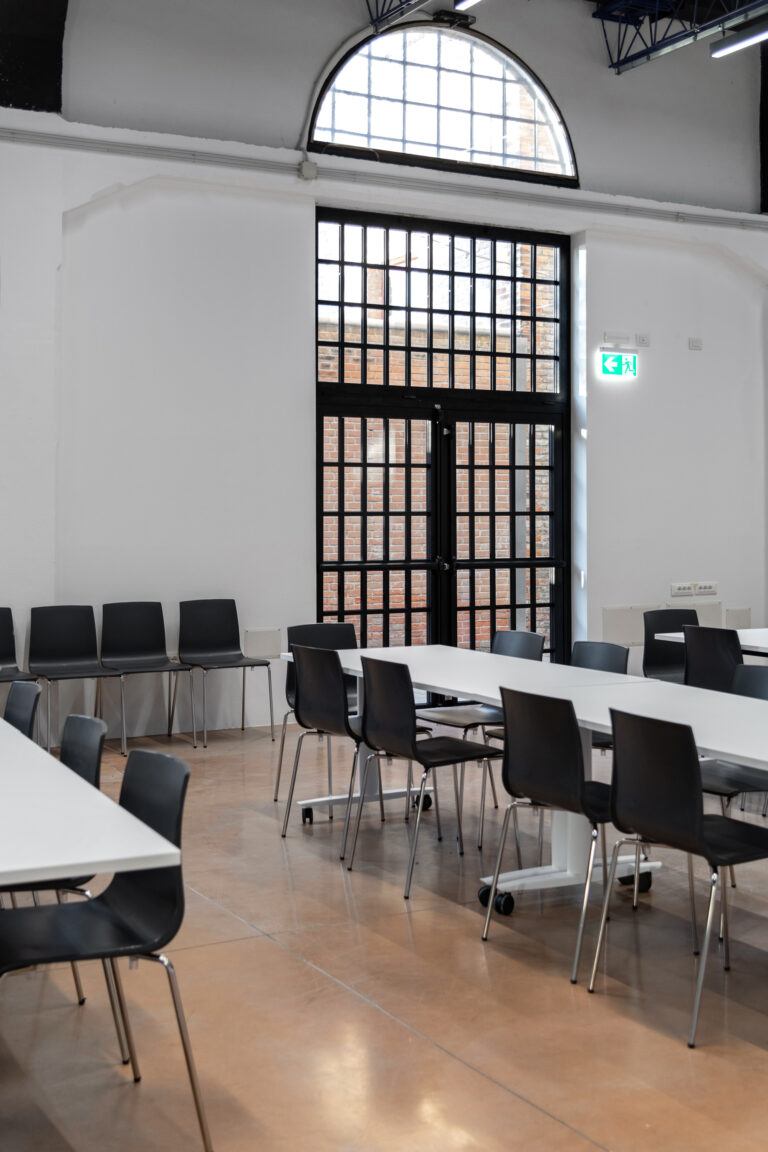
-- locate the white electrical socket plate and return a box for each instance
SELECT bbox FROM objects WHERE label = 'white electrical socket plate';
[670,581,717,598]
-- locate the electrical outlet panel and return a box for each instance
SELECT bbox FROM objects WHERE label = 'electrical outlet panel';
[670,581,717,598]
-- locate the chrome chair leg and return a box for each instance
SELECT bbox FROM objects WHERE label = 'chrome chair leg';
[266,664,275,740]
[633,841,641,909]
[241,666,247,731]
[109,957,141,1082]
[478,760,487,850]
[432,768,442,841]
[347,753,375,871]
[588,838,624,992]
[150,953,214,1152]
[202,669,208,748]
[274,710,292,801]
[120,674,127,757]
[512,806,523,870]
[688,869,719,1048]
[168,670,178,737]
[101,958,130,1065]
[340,746,359,860]
[482,802,514,941]
[404,771,429,899]
[720,867,730,971]
[452,765,464,856]
[537,808,544,867]
[571,826,599,984]
[377,761,385,823]
[720,797,737,888]
[688,854,700,955]
[281,731,308,837]
[600,824,608,896]
[404,761,412,823]
[189,669,198,748]
[46,679,52,752]
[54,892,86,1004]
[327,735,334,821]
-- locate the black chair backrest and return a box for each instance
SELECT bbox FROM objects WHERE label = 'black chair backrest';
[732,664,768,700]
[28,605,98,665]
[360,657,418,760]
[500,688,585,811]
[0,607,18,665]
[684,625,742,693]
[610,709,704,854]
[292,645,354,738]
[491,630,545,661]
[642,608,699,679]
[4,681,41,737]
[60,714,107,786]
[571,640,628,675]
[102,602,169,661]
[102,750,189,951]
[179,599,242,659]
[285,622,358,709]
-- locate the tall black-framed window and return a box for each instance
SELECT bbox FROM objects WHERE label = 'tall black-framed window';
[317,208,570,660]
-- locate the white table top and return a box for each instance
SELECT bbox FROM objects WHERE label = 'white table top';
[656,628,768,657]
[337,644,768,772]
[0,719,181,887]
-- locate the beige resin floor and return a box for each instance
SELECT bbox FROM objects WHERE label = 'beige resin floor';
[3,725,768,1151]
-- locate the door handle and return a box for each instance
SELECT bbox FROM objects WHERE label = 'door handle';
[434,557,452,573]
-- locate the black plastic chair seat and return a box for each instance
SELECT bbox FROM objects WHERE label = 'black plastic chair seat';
[699,760,768,800]
[695,814,768,867]
[179,650,268,669]
[652,669,686,684]
[417,703,503,729]
[101,655,191,674]
[582,780,612,824]
[484,726,503,742]
[0,666,35,683]
[29,660,121,680]
[0,899,162,974]
[412,734,501,770]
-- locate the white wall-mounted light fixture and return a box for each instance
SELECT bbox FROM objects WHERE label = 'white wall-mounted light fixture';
[455,0,483,9]
[711,16,768,57]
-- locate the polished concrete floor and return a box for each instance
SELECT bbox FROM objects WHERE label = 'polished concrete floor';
[3,725,768,1150]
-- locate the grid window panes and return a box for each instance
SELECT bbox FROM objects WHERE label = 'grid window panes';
[318,220,561,394]
[321,414,432,648]
[455,421,555,654]
[312,26,575,180]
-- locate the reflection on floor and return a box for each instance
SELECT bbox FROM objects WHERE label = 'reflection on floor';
[3,727,768,1151]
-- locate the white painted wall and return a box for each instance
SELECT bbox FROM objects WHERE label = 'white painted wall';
[1,107,767,739]
[61,0,760,211]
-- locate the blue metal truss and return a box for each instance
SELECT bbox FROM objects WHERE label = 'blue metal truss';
[593,0,768,70]
[365,0,434,31]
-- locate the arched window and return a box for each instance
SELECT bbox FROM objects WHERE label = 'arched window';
[310,25,576,185]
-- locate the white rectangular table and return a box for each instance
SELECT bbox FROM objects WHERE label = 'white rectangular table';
[0,718,180,887]
[657,627,768,657]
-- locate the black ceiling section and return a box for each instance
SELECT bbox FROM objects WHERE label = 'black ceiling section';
[0,0,68,112]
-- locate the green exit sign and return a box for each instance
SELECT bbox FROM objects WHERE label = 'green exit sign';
[601,352,637,378]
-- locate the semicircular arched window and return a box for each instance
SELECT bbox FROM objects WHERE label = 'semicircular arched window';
[310,25,577,184]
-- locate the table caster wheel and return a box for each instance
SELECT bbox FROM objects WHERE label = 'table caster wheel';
[301,807,314,825]
[494,892,514,916]
[478,884,492,907]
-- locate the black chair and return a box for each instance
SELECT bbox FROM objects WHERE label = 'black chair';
[481,688,612,983]
[27,605,120,751]
[642,608,699,683]
[0,749,212,1150]
[274,622,358,803]
[344,656,502,899]
[588,708,768,1047]
[684,624,743,693]
[416,630,545,839]
[3,680,41,738]
[101,602,196,756]
[697,665,768,817]
[179,598,274,747]
[280,644,364,838]
[0,607,35,684]
[571,640,629,751]
[0,714,107,1005]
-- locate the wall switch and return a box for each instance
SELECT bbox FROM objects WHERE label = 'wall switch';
[635,333,650,347]
[688,336,703,351]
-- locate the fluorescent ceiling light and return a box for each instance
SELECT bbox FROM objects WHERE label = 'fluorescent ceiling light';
[711,17,768,57]
[455,0,482,9]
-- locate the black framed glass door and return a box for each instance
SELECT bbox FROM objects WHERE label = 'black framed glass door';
[316,209,570,660]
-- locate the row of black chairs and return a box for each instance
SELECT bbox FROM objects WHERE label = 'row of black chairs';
[1,599,274,754]
[0,693,212,1150]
